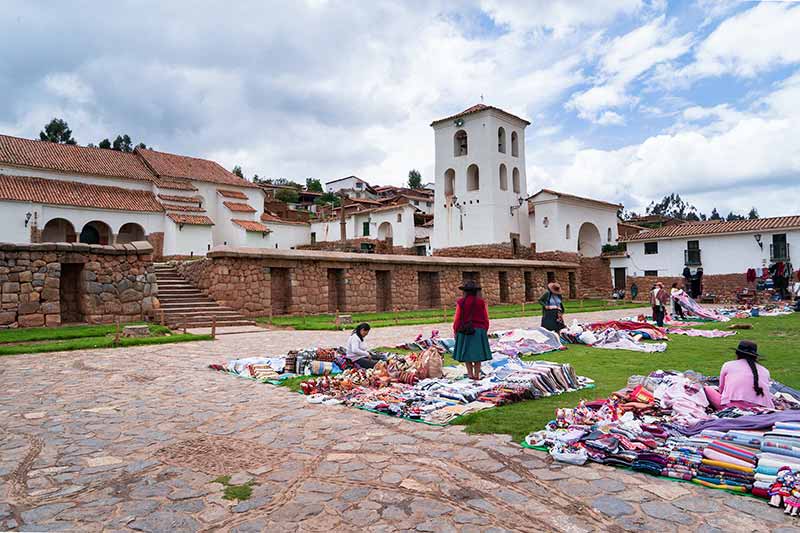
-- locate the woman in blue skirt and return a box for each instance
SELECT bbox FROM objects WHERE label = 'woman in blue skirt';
[452,280,492,380]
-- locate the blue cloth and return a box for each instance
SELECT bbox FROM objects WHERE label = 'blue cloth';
[453,328,492,363]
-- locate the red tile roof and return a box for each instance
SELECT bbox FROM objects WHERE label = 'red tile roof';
[232,219,270,232]
[0,174,163,212]
[157,193,203,204]
[162,203,206,212]
[223,201,256,213]
[154,178,198,191]
[529,189,623,209]
[137,148,259,188]
[0,134,155,182]
[431,103,531,126]
[621,216,800,241]
[260,213,310,226]
[167,213,214,226]
[217,189,249,199]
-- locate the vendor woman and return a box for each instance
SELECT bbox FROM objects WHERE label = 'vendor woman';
[452,280,492,380]
[704,340,775,410]
[538,282,565,332]
[345,323,381,369]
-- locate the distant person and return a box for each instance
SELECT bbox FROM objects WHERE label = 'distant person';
[630,283,639,300]
[538,282,565,332]
[670,282,686,320]
[704,340,774,410]
[345,323,382,369]
[650,282,669,327]
[452,280,491,380]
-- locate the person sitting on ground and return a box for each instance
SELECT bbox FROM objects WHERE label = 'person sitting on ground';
[452,280,491,380]
[345,323,382,369]
[538,282,565,332]
[704,340,775,410]
[650,282,669,327]
[670,282,686,320]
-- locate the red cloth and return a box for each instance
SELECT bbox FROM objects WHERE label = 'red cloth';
[453,295,489,335]
[746,268,756,283]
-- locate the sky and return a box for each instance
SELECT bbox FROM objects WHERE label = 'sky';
[2,0,799,217]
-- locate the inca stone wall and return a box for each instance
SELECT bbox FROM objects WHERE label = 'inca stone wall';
[626,273,755,304]
[0,241,157,328]
[175,248,579,318]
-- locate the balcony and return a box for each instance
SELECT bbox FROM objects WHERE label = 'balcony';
[770,243,790,262]
[684,249,702,266]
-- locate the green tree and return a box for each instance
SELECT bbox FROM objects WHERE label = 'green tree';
[112,134,133,152]
[98,138,112,149]
[726,211,745,221]
[39,118,76,144]
[748,207,759,219]
[645,193,699,220]
[408,169,422,189]
[315,192,341,207]
[232,165,244,178]
[709,208,722,221]
[135,142,148,150]
[306,178,323,192]
[275,188,300,203]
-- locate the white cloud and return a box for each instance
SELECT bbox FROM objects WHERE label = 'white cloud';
[43,73,93,104]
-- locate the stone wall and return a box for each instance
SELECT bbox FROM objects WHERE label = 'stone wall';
[433,242,532,260]
[0,241,157,328]
[297,238,417,256]
[626,273,755,304]
[175,248,579,318]
[147,232,165,261]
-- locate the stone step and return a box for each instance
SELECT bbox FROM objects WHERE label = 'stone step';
[160,301,227,309]
[161,309,243,318]
[158,296,212,304]
[169,319,256,328]
[158,288,204,295]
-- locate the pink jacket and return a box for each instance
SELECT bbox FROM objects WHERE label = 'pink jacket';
[720,359,774,408]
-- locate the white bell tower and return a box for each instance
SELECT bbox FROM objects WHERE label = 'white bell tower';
[430,104,531,252]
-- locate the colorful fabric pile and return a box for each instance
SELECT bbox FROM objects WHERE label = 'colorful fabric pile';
[672,292,730,321]
[560,320,668,353]
[667,328,737,338]
[489,327,564,357]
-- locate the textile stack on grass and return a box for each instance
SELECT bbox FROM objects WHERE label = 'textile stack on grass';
[667,328,737,338]
[525,369,800,503]
[489,327,564,357]
[756,422,800,509]
[672,292,730,321]
[559,320,668,353]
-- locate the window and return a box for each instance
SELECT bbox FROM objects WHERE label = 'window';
[771,233,789,261]
[685,240,701,266]
[498,127,506,153]
[543,217,550,228]
[310,232,316,244]
[565,224,571,240]
[511,131,519,157]
[414,200,419,206]
[644,270,658,277]
[426,202,431,207]
[356,182,363,189]
[466,164,479,191]
[644,242,658,255]
[444,168,455,196]
[512,167,520,193]
[547,271,555,283]
[397,213,402,223]
[607,228,612,242]
[362,221,370,236]
[454,130,468,156]
[499,164,508,191]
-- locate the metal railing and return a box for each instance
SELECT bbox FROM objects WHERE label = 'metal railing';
[684,249,702,266]
[770,243,790,262]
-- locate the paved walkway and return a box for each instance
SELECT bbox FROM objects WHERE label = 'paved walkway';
[1,308,798,532]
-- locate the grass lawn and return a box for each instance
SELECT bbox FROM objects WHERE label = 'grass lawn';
[454,313,800,441]
[257,299,643,331]
[0,323,212,356]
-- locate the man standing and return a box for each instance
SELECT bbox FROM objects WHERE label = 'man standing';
[650,282,669,327]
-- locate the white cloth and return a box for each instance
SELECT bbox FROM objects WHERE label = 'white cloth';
[345,333,370,361]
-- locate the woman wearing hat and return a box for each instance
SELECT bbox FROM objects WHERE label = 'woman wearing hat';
[538,282,565,332]
[704,340,775,410]
[452,280,491,380]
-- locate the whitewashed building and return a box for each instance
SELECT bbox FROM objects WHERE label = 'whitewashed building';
[324,176,378,200]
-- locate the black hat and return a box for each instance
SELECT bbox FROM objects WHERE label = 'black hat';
[733,340,761,359]
[459,279,481,291]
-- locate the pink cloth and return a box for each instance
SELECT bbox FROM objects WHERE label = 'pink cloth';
[719,359,774,409]
[703,386,760,411]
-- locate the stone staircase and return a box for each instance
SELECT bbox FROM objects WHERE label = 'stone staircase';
[154,263,255,328]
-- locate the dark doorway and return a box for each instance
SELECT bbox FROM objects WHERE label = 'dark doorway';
[614,268,627,290]
[375,270,392,312]
[327,268,346,313]
[462,271,480,286]
[568,272,577,299]
[498,271,510,303]
[271,268,292,315]
[60,263,84,323]
[418,271,441,309]
[524,271,535,301]
[547,271,556,283]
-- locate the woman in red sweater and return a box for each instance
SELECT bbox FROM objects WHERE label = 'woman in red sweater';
[452,280,492,380]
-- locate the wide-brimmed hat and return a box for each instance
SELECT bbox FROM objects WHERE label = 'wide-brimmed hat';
[459,279,481,291]
[656,281,664,288]
[733,340,761,359]
[548,282,562,294]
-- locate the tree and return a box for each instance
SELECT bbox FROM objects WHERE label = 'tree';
[315,192,341,207]
[232,165,244,178]
[726,211,745,221]
[112,134,133,152]
[408,169,422,189]
[275,188,300,203]
[39,118,76,144]
[709,208,722,221]
[135,142,148,150]
[306,178,323,193]
[645,193,698,221]
[98,138,112,149]
[748,207,759,219]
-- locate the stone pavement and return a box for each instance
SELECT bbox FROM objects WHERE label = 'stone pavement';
[2,308,799,532]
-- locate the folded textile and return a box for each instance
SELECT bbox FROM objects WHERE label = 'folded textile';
[700,458,754,474]
[692,478,748,491]
[667,328,736,338]
[678,410,800,436]
[705,440,757,465]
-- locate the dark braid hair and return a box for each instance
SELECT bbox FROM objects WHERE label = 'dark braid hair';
[738,354,764,396]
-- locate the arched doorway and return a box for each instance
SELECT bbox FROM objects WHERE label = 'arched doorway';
[466,164,479,191]
[578,222,602,257]
[80,221,112,245]
[378,221,393,241]
[41,218,77,243]
[444,168,455,197]
[117,222,145,243]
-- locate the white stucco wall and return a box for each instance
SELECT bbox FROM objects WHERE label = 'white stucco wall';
[353,206,417,248]
[431,109,530,250]
[262,223,311,249]
[190,181,264,248]
[0,200,36,243]
[530,194,619,255]
[164,222,213,257]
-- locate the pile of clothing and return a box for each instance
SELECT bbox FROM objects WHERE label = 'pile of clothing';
[525,369,800,503]
[209,356,290,382]
[667,328,737,338]
[560,320,668,353]
[672,292,730,321]
[489,327,564,357]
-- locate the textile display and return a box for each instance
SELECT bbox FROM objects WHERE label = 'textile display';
[490,327,564,357]
[667,328,737,338]
[671,292,729,321]
[560,320,667,353]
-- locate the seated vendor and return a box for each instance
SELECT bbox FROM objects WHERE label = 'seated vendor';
[345,323,381,369]
[704,340,775,410]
